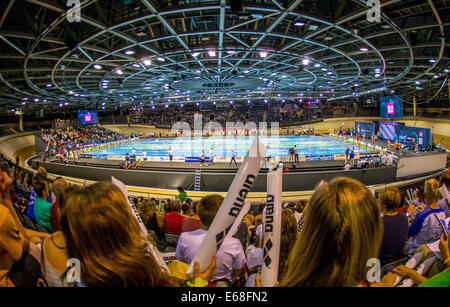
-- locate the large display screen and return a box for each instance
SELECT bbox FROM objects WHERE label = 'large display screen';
[395,125,431,150]
[355,122,375,138]
[380,95,403,119]
[378,121,405,141]
[78,110,98,125]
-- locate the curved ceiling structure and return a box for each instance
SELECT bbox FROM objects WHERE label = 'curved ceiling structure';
[0,0,449,112]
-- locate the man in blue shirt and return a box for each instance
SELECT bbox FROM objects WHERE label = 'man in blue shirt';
[349,149,355,167]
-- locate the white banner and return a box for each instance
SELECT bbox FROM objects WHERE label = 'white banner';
[261,164,283,287]
[111,176,169,273]
[225,202,251,241]
[186,137,267,274]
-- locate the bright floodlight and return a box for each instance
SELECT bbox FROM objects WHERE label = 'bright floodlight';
[260,51,268,58]
[208,50,216,57]
[143,59,151,66]
[192,52,200,57]
[94,64,102,70]
[116,69,123,75]
[125,50,135,55]
[302,58,310,65]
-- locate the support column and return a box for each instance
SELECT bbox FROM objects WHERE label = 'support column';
[413,96,417,118]
[19,113,24,131]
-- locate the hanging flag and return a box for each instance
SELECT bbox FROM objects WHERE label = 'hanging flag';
[186,137,267,274]
[261,164,283,287]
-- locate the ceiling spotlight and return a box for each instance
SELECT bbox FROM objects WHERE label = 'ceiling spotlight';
[208,50,216,57]
[360,47,369,52]
[132,64,140,68]
[157,57,165,62]
[243,70,250,74]
[444,69,450,73]
[116,69,123,75]
[125,50,135,55]
[415,80,421,85]
[143,59,152,66]
[227,50,236,54]
[294,21,305,26]
[429,59,436,63]
[302,58,310,65]
[314,63,321,67]
[433,74,439,78]
[46,83,52,87]
[374,68,381,73]
[192,52,201,57]
[93,64,102,70]
[260,51,268,58]
[354,83,359,87]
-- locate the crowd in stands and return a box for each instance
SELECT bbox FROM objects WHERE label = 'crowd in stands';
[1,146,449,286]
[38,126,125,159]
[127,101,356,129]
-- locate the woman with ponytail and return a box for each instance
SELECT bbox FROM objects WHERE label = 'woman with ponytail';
[405,179,446,257]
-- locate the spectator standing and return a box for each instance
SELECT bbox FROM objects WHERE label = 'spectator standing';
[177,187,187,204]
[229,150,237,166]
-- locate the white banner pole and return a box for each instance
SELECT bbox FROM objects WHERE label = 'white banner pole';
[261,164,283,287]
[186,137,267,274]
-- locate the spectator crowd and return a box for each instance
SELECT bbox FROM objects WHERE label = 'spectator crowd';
[0,146,449,287]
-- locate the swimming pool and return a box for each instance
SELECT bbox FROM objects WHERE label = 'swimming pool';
[84,135,376,161]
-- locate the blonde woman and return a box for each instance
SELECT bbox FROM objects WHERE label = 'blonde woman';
[278,209,298,281]
[278,177,387,287]
[405,179,446,257]
[59,182,215,287]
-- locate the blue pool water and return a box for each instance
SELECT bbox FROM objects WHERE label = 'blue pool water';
[86,135,374,159]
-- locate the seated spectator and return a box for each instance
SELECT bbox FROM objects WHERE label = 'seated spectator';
[33,179,54,233]
[164,200,185,235]
[137,199,164,241]
[293,200,307,225]
[279,177,393,287]
[253,203,265,227]
[405,179,446,257]
[0,205,44,287]
[244,210,255,226]
[244,246,263,287]
[278,209,298,281]
[175,195,246,286]
[181,203,193,217]
[50,177,69,232]
[378,187,409,266]
[59,182,184,287]
[392,233,450,287]
[181,202,202,233]
[438,173,450,218]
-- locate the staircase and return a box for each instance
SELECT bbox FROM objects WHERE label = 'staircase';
[194,169,201,191]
